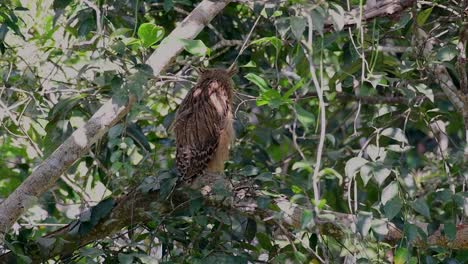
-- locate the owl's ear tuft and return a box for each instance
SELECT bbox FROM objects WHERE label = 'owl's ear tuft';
[227,64,238,77]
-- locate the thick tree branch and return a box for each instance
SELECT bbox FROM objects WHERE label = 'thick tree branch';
[0,0,232,245]
[1,174,466,262]
[324,0,416,29]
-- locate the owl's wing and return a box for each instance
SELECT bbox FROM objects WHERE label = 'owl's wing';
[174,80,230,183]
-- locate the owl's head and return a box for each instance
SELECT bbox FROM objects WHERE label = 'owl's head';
[195,64,237,82]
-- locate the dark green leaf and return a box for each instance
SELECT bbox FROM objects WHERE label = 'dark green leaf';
[411,197,430,218]
[256,232,273,251]
[383,197,402,220]
[290,16,306,39]
[444,223,456,241]
[163,0,174,11]
[244,218,257,242]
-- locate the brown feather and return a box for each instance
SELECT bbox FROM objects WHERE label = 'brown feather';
[173,68,235,183]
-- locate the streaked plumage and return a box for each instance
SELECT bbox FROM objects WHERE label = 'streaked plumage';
[173,67,236,183]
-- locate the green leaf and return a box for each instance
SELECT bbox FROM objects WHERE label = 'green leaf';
[189,197,203,214]
[244,218,257,242]
[250,36,282,52]
[80,247,104,258]
[444,222,456,241]
[294,252,307,263]
[53,0,73,10]
[381,181,398,205]
[90,198,115,225]
[204,254,247,264]
[257,89,284,108]
[416,8,433,26]
[108,124,124,139]
[411,197,430,218]
[241,61,257,68]
[240,165,259,176]
[163,0,174,12]
[329,3,345,31]
[292,161,313,172]
[373,163,392,186]
[371,219,389,236]
[179,39,209,56]
[245,73,269,91]
[403,223,420,244]
[357,211,372,237]
[345,157,368,178]
[383,197,402,220]
[110,28,132,38]
[381,127,408,144]
[437,45,458,62]
[37,237,56,250]
[360,164,372,186]
[137,23,165,48]
[48,94,86,125]
[256,232,273,251]
[310,8,325,35]
[320,168,343,185]
[118,253,134,264]
[394,247,409,264]
[412,83,434,102]
[290,16,306,39]
[295,105,315,128]
[126,122,151,151]
[366,144,386,161]
[301,209,314,229]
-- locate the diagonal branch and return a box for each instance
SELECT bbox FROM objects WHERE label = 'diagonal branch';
[0,0,232,245]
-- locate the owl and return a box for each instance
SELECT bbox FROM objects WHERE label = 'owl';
[172,66,237,184]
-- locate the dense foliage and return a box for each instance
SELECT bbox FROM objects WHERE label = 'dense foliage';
[0,0,467,263]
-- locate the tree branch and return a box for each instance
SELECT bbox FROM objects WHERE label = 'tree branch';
[1,174,466,262]
[0,0,232,245]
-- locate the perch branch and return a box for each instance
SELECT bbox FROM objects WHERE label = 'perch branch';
[0,175,466,262]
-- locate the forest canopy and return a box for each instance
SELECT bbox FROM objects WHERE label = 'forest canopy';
[0,0,467,263]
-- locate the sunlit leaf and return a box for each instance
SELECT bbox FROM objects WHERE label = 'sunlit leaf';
[329,3,345,31]
[371,219,389,236]
[416,8,433,26]
[357,211,372,237]
[179,39,209,56]
[250,36,282,52]
[138,23,165,48]
[245,73,269,91]
[381,181,398,205]
[381,127,408,144]
[345,157,368,178]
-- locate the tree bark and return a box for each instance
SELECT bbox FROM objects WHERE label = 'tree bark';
[0,0,232,245]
